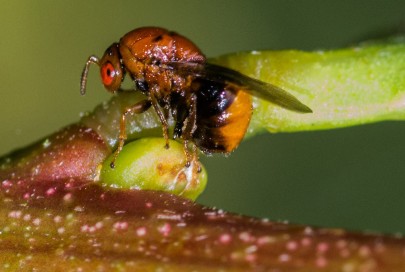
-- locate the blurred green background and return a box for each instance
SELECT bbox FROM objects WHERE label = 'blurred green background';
[1,0,405,233]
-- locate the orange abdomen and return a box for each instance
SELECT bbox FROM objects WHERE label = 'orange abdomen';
[193,81,252,154]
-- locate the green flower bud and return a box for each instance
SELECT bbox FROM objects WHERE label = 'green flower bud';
[100,138,207,200]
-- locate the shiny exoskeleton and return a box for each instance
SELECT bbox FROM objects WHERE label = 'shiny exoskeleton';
[80,27,312,168]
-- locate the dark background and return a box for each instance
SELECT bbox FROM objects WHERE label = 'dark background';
[1,0,404,233]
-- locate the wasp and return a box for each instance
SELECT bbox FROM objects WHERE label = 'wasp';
[80,27,312,168]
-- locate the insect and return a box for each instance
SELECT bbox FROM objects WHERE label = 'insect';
[80,27,312,168]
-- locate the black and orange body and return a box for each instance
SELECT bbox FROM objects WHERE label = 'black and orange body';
[80,27,312,168]
[191,80,252,154]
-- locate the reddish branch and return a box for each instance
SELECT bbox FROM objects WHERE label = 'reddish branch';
[0,125,404,271]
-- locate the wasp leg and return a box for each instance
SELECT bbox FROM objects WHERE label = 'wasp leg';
[181,93,200,169]
[190,142,202,173]
[150,87,170,149]
[110,99,152,168]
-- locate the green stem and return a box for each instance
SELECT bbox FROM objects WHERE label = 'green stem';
[212,39,405,136]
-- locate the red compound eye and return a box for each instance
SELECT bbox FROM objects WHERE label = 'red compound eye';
[101,62,116,87]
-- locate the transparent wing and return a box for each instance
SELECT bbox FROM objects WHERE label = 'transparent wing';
[167,62,312,113]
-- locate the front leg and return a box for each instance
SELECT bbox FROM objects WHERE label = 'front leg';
[110,99,152,168]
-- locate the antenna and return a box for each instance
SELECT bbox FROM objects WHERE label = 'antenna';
[80,55,100,95]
